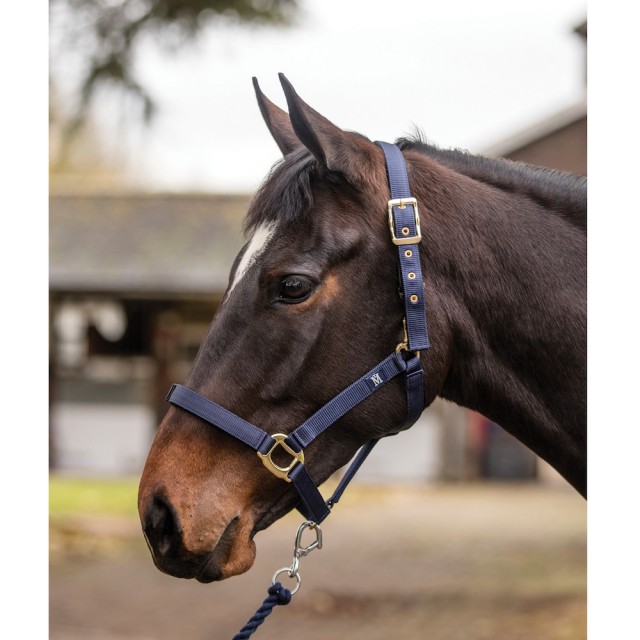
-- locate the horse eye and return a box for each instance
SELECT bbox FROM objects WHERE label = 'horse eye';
[278,275,314,303]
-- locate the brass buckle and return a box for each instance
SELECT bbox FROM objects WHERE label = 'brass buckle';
[257,434,304,482]
[388,197,422,246]
[395,317,420,357]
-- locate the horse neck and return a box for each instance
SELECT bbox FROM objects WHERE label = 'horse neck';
[409,152,587,495]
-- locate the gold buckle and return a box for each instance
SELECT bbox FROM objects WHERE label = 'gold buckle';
[395,317,420,357]
[257,434,304,482]
[388,197,422,245]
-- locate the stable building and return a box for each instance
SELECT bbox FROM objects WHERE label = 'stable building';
[49,194,246,474]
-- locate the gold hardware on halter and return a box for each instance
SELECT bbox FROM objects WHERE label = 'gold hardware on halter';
[388,197,422,245]
[396,318,409,353]
[257,434,304,482]
[396,317,420,356]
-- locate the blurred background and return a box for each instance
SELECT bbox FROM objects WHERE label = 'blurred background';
[49,0,587,486]
[48,1,588,639]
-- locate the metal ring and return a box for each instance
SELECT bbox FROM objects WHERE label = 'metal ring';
[272,567,302,595]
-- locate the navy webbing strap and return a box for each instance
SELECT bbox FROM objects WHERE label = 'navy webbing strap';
[165,142,429,526]
[376,141,430,353]
[288,464,330,522]
[286,352,406,451]
[166,384,274,453]
[167,350,410,524]
[325,438,378,508]
[403,353,425,429]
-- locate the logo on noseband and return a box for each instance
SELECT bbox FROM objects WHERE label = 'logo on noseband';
[370,373,383,386]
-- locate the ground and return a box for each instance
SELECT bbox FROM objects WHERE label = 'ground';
[50,482,586,640]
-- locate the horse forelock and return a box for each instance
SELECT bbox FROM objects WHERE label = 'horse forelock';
[243,148,317,236]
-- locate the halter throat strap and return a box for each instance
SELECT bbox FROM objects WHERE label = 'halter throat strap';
[165,142,430,524]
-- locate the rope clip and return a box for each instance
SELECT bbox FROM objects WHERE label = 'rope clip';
[271,521,323,596]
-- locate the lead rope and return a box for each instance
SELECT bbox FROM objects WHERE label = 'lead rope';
[232,440,379,638]
[232,582,292,639]
[232,521,322,639]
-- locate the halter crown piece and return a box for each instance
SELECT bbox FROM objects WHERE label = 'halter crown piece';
[165,143,430,638]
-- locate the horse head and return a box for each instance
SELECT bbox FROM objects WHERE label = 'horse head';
[137,75,449,582]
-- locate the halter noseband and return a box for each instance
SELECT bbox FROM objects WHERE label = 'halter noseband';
[165,142,430,525]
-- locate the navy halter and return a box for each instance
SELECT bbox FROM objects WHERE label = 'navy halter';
[166,142,430,525]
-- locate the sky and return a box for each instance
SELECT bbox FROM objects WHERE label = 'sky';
[108,0,589,193]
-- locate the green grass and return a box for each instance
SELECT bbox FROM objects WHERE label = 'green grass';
[49,476,140,517]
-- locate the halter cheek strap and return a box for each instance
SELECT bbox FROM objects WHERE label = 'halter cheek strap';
[377,141,430,352]
[165,142,430,525]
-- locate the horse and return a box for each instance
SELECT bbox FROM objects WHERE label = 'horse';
[138,74,586,585]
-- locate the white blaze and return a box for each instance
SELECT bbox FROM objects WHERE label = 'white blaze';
[225,222,277,300]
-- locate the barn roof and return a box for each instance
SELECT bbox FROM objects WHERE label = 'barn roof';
[481,99,587,160]
[50,193,250,296]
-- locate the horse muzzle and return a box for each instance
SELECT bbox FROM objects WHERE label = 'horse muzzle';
[139,488,257,582]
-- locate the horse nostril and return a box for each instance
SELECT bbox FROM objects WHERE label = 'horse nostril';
[144,494,181,557]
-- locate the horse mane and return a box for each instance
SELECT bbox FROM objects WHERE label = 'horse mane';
[396,136,587,232]
[244,135,587,237]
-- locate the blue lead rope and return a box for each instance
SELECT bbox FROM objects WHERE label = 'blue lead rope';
[232,582,292,640]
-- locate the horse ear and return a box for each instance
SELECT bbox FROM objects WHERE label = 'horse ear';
[278,73,377,182]
[253,77,300,156]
